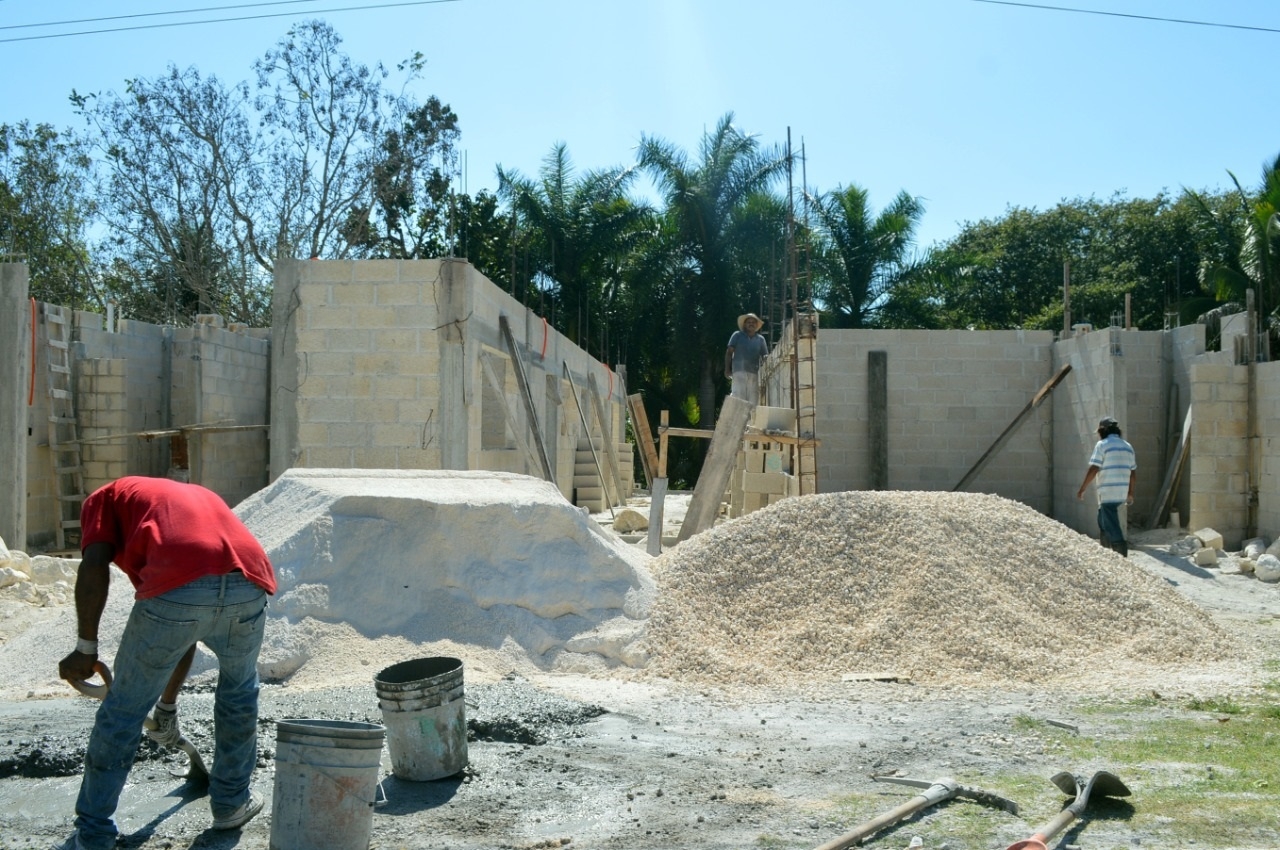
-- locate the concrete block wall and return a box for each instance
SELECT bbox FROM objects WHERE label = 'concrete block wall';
[271,259,628,503]
[78,314,171,481]
[1256,362,1280,541]
[77,359,130,485]
[1188,362,1250,547]
[170,319,271,506]
[816,329,1058,512]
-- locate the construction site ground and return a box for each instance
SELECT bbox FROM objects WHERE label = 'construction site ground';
[0,525,1276,850]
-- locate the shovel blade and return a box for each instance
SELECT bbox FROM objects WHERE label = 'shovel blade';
[1051,770,1131,801]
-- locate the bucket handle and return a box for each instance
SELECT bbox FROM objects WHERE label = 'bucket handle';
[375,777,389,807]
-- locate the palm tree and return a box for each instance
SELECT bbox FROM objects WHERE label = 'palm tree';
[1187,152,1280,352]
[497,143,649,353]
[638,113,787,423]
[806,184,924,329]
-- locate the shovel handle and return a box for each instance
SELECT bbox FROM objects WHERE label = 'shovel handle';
[69,661,113,700]
[1005,808,1078,850]
[813,793,933,850]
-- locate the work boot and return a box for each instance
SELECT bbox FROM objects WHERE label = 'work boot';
[1114,540,1129,557]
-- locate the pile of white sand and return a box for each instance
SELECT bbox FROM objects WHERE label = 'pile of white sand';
[0,470,657,697]
[639,491,1249,693]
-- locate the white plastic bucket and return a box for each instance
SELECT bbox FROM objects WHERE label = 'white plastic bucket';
[268,718,385,850]
[374,657,468,781]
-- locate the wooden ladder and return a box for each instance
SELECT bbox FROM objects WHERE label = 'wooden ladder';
[43,304,86,549]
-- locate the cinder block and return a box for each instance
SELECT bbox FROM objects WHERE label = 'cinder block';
[743,492,766,513]
[742,471,788,495]
[743,450,766,473]
[753,406,796,432]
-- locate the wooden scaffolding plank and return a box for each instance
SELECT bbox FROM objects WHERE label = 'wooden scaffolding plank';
[626,393,658,488]
[678,395,754,542]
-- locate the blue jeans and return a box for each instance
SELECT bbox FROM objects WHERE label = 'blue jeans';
[1097,501,1126,546]
[74,572,267,850]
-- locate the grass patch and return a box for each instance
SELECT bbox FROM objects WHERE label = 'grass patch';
[1045,686,1280,846]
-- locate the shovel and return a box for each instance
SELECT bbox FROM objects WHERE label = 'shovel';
[814,775,1019,850]
[68,661,210,783]
[1004,770,1130,850]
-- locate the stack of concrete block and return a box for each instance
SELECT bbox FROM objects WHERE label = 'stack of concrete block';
[573,437,634,512]
[727,439,799,519]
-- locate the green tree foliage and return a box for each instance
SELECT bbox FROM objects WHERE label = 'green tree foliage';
[0,122,96,307]
[807,184,923,329]
[888,193,1211,332]
[1186,152,1280,348]
[638,113,787,425]
[498,143,652,356]
[74,20,459,325]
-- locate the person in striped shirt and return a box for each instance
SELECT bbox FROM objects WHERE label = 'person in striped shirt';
[1076,416,1137,556]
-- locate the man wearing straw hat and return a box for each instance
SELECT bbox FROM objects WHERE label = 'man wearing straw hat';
[725,312,769,405]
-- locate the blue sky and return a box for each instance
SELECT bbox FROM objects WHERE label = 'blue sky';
[3,0,1278,249]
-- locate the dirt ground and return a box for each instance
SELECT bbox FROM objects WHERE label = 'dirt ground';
[1,533,1276,850]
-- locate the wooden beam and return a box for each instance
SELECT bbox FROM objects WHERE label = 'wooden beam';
[953,363,1073,492]
[1147,406,1192,530]
[626,393,658,487]
[661,425,715,439]
[678,395,753,542]
[498,316,555,482]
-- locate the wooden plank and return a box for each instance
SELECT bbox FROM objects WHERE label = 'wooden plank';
[1147,406,1192,530]
[587,371,626,504]
[499,316,555,481]
[626,393,658,487]
[661,425,715,439]
[479,352,545,475]
[678,395,754,542]
[953,363,1073,492]
[658,411,669,478]
[646,477,667,556]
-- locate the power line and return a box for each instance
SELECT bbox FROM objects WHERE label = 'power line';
[1,1,330,32]
[0,0,462,44]
[969,0,1280,34]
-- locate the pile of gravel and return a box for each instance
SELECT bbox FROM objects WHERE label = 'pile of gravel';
[642,491,1244,690]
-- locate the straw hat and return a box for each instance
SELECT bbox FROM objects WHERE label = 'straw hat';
[737,313,764,331]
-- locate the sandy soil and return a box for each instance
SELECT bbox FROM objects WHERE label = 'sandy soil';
[0,528,1277,850]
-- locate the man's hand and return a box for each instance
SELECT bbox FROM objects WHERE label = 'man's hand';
[59,649,99,685]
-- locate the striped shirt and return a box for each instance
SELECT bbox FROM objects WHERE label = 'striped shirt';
[1088,434,1137,505]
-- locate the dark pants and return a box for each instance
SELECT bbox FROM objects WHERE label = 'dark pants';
[1098,502,1127,556]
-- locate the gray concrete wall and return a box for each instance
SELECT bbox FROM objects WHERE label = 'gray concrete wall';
[0,265,29,549]
[814,328,1058,512]
[1257,361,1280,541]
[270,258,627,503]
[18,305,270,549]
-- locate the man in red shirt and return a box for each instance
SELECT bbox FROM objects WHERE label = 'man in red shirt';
[56,477,276,850]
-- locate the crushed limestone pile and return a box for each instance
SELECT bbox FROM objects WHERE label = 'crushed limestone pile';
[641,491,1244,691]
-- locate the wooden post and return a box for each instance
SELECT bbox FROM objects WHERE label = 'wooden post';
[647,410,671,555]
[626,393,658,488]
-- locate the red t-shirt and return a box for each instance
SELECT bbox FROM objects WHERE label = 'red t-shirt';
[80,476,276,600]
